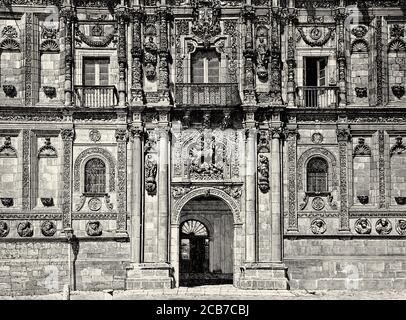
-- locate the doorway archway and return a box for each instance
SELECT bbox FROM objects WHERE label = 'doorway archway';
[178,196,234,287]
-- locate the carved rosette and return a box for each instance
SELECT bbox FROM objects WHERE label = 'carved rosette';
[310,219,326,235]
[86,221,103,236]
[0,221,9,237]
[376,218,392,235]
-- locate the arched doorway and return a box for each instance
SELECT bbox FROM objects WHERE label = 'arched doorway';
[179,196,234,287]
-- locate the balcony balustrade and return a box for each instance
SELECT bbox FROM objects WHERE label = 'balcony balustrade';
[175,83,241,108]
[74,86,118,108]
[297,86,339,108]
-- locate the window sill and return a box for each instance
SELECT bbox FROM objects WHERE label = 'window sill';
[82,192,108,197]
[305,191,331,197]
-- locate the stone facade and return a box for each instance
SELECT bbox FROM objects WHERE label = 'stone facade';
[0,0,406,295]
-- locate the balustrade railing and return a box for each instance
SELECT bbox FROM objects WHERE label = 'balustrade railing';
[74,86,118,108]
[175,83,241,107]
[297,86,339,108]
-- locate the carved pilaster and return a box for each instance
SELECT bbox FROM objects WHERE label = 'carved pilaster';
[337,128,351,232]
[60,6,76,107]
[242,5,256,105]
[286,128,299,232]
[22,130,31,211]
[131,8,144,104]
[115,129,128,232]
[269,7,283,105]
[157,7,171,103]
[116,6,130,107]
[61,128,74,229]
[376,17,384,107]
[378,130,386,208]
[334,7,347,107]
[282,7,298,107]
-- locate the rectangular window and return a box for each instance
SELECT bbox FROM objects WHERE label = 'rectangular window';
[83,57,110,86]
[191,49,220,83]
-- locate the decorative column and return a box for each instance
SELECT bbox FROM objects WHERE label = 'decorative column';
[244,111,257,263]
[270,6,283,105]
[286,128,299,233]
[282,4,297,107]
[116,129,128,234]
[337,128,351,232]
[60,6,75,107]
[116,6,130,107]
[157,7,171,104]
[22,130,31,211]
[242,5,256,105]
[334,7,347,107]
[157,112,170,262]
[376,17,383,107]
[131,7,144,105]
[270,124,282,263]
[61,128,74,230]
[130,125,144,263]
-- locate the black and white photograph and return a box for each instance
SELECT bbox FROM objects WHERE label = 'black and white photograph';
[0,0,406,309]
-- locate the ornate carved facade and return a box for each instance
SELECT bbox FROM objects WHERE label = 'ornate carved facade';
[0,0,406,294]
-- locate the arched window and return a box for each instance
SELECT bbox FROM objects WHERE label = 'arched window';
[307,157,328,192]
[191,49,220,83]
[84,158,106,194]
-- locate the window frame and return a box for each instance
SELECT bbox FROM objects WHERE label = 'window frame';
[306,156,329,194]
[190,49,221,84]
[83,157,107,195]
[82,57,110,86]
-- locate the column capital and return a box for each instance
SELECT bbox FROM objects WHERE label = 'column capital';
[337,128,351,142]
[245,127,257,140]
[115,5,131,22]
[333,7,347,23]
[115,128,128,142]
[284,128,299,140]
[281,7,298,23]
[270,127,283,139]
[60,128,75,141]
[129,126,144,140]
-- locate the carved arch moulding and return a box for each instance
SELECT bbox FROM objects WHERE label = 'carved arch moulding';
[73,147,116,192]
[172,187,242,225]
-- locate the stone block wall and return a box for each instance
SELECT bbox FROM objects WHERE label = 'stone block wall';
[0,240,130,295]
[284,238,406,290]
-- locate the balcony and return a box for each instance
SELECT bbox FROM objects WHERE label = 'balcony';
[175,83,241,108]
[74,86,118,108]
[297,86,339,108]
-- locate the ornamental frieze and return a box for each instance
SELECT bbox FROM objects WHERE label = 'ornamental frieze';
[296,26,336,47]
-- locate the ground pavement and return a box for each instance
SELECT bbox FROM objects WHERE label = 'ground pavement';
[2,285,406,300]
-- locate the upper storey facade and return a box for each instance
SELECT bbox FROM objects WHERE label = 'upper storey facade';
[0,0,405,111]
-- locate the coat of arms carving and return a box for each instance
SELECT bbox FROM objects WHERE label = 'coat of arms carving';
[191,0,221,47]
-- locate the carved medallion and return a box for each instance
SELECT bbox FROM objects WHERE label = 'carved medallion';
[310,27,323,40]
[86,221,102,236]
[310,219,326,234]
[312,197,325,211]
[376,218,392,235]
[41,221,57,237]
[354,218,372,234]
[311,133,324,144]
[396,220,406,235]
[88,198,102,211]
[89,129,101,142]
[17,221,33,237]
[0,221,9,237]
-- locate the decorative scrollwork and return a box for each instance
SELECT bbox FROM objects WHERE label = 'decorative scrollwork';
[38,138,57,158]
[257,155,270,193]
[297,27,335,47]
[145,154,157,195]
[396,220,406,235]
